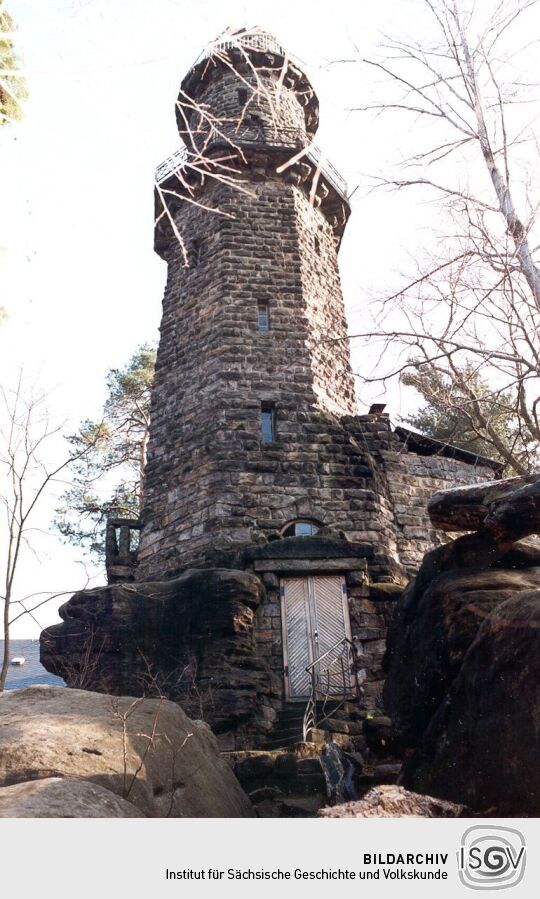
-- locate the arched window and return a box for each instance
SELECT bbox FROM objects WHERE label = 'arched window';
[282,519,321,538]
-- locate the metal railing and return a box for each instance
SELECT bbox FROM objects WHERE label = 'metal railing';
[155,129,347,200]
[155,145,190,183]
[192,30,289,68]
[302,637,356,742]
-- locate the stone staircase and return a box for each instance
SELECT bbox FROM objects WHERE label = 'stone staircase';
[264,700,365,751]
[227,744,356,817]
[263,702,308,750]
[225,709,404,817]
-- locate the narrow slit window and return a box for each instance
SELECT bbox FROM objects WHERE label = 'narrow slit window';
[261,403,275,444]
[258,301,270,332]
[238,87,248,105]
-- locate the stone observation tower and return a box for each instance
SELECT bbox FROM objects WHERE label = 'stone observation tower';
[137,28,360,579]
[43,29,499,754]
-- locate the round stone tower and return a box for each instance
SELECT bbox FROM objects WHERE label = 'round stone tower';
[137,28,367,579]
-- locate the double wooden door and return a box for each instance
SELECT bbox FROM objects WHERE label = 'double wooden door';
[280,575,353,700]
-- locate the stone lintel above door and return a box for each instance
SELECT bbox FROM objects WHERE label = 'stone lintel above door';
[252,557,369,573]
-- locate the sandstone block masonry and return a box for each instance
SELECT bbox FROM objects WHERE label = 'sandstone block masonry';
[137,31,499,584]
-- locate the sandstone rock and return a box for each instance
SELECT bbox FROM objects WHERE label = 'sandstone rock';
[384,524,540,816]
[243,536,374,563]
[368,582,404,601]
[428,474,540,533]
[405,591,540,815]
[40,569,274,741]
[492,538,540,570]
[0,686,252,818]
[364,715,403,755]
[319,785,469,817]
[279,796,324,817]
[0,777,143,818]
[372,763,402,783]
[484,478,540,543]
[232,749,327,798]
[384,545,540,744]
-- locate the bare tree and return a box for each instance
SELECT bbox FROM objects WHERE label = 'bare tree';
[342,0,540,473]
[0,374,95,690]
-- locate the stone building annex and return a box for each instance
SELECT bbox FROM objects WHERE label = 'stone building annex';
[42,29,500,756]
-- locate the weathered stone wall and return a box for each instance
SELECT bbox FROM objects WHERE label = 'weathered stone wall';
[341,415,497,577]
[139,164,392,580]
[383,447,496,573]
[180,63,311,153]
[294,190,356,416]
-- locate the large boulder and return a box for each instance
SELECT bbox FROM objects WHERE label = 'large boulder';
[384,530,540,815]
[383,474,540,815]
[384,549,540,743]
[0,686,252,817]
[0,777,143,818]
[405,592,540,814]
[40,569,278,743]
[319,785,469,817]
[428,474,540,534]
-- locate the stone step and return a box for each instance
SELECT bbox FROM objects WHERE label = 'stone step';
[273,714,304,726]
[266,725,306,742]
[277,709,306,720]
[264,736,304,751]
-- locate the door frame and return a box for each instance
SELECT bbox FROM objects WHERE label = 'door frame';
[280,574,353,701]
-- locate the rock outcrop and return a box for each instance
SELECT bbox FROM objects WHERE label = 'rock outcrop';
[0,686,252,818]
[384,544,540,744]
[319,785,469,817]
[428,474,540,535]
[0,777,143,818]
[384,473,540,815]
[406,591,540,814]
[40,569,277,744]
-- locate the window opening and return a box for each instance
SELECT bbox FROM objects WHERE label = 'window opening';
[282,520,321,537]
[258,301,270,332]
[261,403,275,444]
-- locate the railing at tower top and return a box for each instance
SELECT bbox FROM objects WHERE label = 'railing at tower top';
[302,637,356,742]
[192,30,289,66]
[155,146,190,183]
[155,130,348,201]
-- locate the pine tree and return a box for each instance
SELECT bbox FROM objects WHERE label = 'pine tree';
[56,344,156,557]
[402,364,538,474]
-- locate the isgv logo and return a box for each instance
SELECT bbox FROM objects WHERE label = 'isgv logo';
[458,826,526,890]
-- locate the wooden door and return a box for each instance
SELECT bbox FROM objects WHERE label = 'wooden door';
[281,575,353,699]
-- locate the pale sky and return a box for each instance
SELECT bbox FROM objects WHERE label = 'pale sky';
[1,0,538,636]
